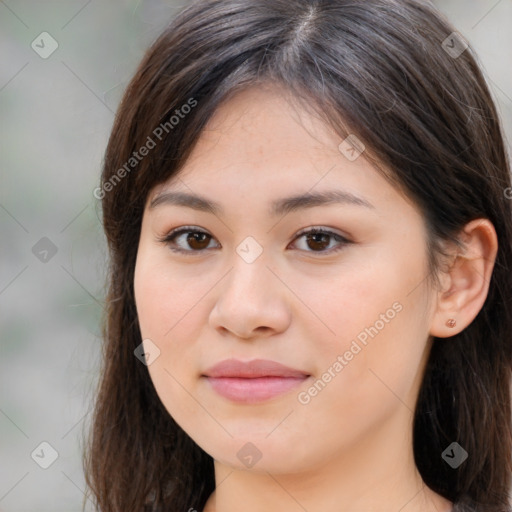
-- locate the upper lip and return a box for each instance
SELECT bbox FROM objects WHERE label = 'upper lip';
[202,358,310,378]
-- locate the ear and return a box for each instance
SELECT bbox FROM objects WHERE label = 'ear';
[430,218,498,338]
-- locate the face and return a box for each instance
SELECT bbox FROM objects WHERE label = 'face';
[134,84,437,474]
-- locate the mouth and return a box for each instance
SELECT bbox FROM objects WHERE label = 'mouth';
[201,358,311,403]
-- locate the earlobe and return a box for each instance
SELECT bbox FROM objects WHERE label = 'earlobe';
[445,318,457,329]
[429,219,498,338]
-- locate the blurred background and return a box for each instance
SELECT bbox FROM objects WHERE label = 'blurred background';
[0,0,510,510]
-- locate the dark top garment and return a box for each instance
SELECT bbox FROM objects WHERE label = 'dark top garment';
[144,491,512,511]
[144,500,512,512]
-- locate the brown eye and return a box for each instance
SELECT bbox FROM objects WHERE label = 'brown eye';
[160,226,351,256]
[161,227,219,253]
[291,228,351,254]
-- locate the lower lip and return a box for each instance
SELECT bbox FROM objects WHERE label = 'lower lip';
[204,376,309,403]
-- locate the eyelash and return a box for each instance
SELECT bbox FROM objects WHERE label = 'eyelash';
[158,226,352,256]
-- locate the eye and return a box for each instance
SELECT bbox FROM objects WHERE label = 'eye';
[290,227,351,254]
[158,226,351,255]
[158,226,219,254]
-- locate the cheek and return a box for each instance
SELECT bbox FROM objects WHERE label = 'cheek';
[134,252,205,340]
[303,256,416,352]
[291,296,428,461]
[134,255,207,431]
[302,245,431,403]
[134,249,211,393]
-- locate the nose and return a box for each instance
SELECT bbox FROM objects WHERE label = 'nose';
[208,251,292,340]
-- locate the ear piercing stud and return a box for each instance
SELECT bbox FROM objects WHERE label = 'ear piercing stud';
[445,318,456,328]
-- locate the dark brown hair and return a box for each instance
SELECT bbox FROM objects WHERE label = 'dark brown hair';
[83,0,512,511]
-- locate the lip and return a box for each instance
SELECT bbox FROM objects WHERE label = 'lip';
[202,359,310,403]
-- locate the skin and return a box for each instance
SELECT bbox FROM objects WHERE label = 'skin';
[134,84,498,512]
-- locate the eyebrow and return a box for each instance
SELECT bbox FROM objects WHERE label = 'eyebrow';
[149,189,375,217]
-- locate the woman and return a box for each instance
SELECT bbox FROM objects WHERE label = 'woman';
[83,0,512,511]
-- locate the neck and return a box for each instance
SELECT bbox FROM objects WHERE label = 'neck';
[202,409,453,512]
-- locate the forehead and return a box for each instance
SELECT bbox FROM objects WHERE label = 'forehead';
[148,85,412,219]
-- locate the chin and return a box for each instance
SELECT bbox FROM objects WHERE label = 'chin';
[193,432,323,474]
